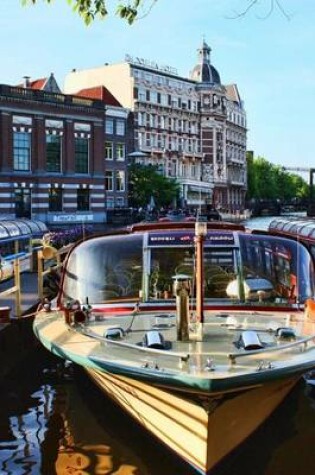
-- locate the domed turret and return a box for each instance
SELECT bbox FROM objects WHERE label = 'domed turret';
[190,40,221,85]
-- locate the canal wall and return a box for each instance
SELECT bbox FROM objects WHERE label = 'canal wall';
[0,316,38,380]
[0,272,41,380]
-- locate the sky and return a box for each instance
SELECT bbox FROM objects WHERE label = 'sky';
[0,0,314,174]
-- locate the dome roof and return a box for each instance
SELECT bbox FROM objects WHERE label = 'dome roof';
[190,41,221,85]
[190,63,221,84]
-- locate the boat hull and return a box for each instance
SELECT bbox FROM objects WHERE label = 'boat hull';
[85,366,298,474]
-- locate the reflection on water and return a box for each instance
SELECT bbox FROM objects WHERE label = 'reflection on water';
[1,346,315,475]
[0,214,314,475]
[0,347,193,475]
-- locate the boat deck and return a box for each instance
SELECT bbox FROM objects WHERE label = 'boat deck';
[34,308,315,392]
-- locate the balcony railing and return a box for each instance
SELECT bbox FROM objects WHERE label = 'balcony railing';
[0,84,104,111]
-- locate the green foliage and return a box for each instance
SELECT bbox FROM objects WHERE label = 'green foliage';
[21,0,150,25]
[128,163,179,209]
[246,152,309,202]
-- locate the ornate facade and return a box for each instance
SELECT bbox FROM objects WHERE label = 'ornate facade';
[65,41,247,211]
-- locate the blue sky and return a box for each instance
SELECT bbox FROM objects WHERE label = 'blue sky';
[0,0,314,173]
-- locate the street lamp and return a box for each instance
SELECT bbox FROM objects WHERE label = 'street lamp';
[195,220,207,325]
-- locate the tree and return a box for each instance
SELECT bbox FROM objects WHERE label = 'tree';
[22,0,289,25]
[22,0,157,25]
[246,153,309,203]
[128,163,179,209]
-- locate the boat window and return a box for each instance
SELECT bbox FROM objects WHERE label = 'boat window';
[0,225,9,239]
[62,234,143,304]
[148,246,236,300]
[149,247,194,299]
[239,234,315,303]
[309,245,315,262]
[300,226,313,237]
[288,224,298,234]
[2,222,20,237]
[283,222,294,232]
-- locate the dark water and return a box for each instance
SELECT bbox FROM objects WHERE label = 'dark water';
[1,213,315,475]
[1,346,315,475]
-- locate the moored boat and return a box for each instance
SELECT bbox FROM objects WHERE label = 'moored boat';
[268,217,315,263]
[33,220,315,474]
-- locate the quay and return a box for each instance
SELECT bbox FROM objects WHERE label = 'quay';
[0,270,46,380]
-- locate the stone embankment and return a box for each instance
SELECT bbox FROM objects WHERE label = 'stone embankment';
[0,272,41,380]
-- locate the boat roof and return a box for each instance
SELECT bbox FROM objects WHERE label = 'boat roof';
[0,218,48,241]
[269,218,315,239]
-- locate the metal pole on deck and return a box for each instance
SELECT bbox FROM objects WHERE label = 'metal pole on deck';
[195,221,207,324]
[13,258,21,317]
[38,250,44,300]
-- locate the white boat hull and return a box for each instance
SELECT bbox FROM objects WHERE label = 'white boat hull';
[86,367,298,474]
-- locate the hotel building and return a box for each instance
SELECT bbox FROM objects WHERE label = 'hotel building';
[64,41,247,211]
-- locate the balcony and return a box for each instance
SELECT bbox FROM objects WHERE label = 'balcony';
[0,84,104,111]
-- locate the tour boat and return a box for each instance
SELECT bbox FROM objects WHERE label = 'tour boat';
[33,220,315,474]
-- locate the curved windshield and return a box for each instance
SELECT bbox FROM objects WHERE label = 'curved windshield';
[62,234,143,304]
[61,231,315,306]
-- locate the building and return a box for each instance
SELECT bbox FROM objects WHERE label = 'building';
[0,75,129,226]
[75,85,130,211]
[64,41,247,212]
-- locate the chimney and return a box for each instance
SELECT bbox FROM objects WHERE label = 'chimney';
[23,76,30,88]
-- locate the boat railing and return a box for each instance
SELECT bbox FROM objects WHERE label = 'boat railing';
[228,332,315,364]
[80,327,190,362]
[77,323,315,368]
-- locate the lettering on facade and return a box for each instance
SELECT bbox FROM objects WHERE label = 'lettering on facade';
[52,214,93,223]
[125,54,178,76]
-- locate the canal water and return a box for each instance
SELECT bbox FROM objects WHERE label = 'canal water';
[1,215,315,475]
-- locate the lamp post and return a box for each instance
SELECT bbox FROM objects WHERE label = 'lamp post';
[195,220,207,325]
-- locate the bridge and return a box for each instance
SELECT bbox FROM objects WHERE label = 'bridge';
[282,167,315,216]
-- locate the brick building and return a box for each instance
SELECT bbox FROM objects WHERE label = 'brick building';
[0,75,129,226]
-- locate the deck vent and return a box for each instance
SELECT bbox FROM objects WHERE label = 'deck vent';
[239,330,264,351]
[143,330,166,349]
[104,327,125,340]
[276,327,296,341]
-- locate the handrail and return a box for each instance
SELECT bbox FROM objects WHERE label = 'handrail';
[37,244,73,299]
[0,259,21,316]
[80,327,190,361]
[81,324,315,366]
[228,332,315,364]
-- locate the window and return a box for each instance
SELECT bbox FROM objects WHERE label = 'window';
[15,188,31,218]
[116,120,125,136]
[46,134,62,172]
[106,196,114,208]
[146,132,151,147]
[75,137,89,174]
[105,171,114,191]
[106,118,114,134]
[13,132,31,171]
[116,143,125,161]
[150,91,158,103]
[105,141,113,160]
[138,112,145,126]
[49,186,63,212]
[116,171,125,191]
[138,88,146,101]
[77,186,90,211]
[116,197,124,207]
[138,132,144,148]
